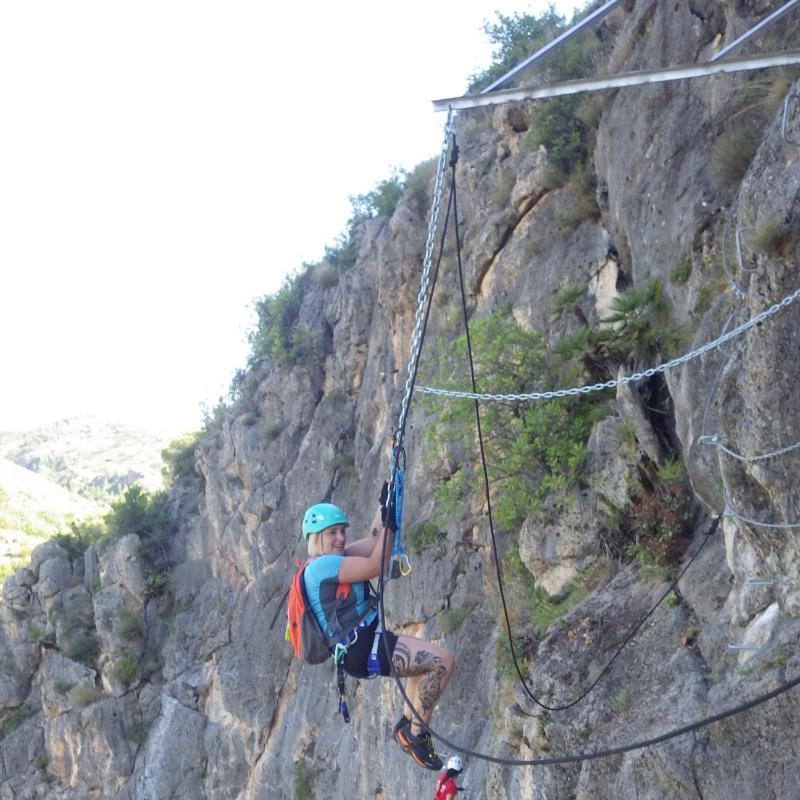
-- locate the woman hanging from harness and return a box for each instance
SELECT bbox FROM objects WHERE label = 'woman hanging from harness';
[301,500,455,770]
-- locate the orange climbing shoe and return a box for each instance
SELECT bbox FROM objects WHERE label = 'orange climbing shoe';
[407,730,443,771]
[393,716,412,751]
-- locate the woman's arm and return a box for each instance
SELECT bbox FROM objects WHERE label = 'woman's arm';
[343,507,384,557]
[338,509,393,583]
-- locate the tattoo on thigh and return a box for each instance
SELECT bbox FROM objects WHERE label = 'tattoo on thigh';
[391,642,412,674]
[392,647,444,678]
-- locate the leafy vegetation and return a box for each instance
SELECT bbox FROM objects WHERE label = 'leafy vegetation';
[69,684,103,708]
[244,157,436,375]
[439,607,470,634]
[247,270,317,369]
[492,549,589,684]
[669,257,693,286]
[603,459,696,569]
[35,483,172,583]
[550,283,586,321]
[711,69,799,188]
[423,311,610,532]
[611,690,630,713]
[466,4,610,200]
[161,432,203,484]
[750,218,800,260]
[145,570,169,598]
[550,280,683,372]
[53,519,104,560]
[113,652,140,685]
[711,126,762,187]
[405,158,438,217]
[407,521,440,554]
[294,758,316,800]
[469,4,603,92]
[62,631,100,666]
[117,610,142,641]
[0,706,34,740]
[106,485,170,542]
[597,280,683,364]
[349,169,406,220]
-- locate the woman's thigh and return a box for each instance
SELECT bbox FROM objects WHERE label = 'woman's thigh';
[391,635,454,677]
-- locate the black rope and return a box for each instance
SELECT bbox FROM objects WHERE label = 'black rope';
[446,145,726,711]
[534,512,722,711]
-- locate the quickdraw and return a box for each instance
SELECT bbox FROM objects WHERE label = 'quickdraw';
[389,446,412,579]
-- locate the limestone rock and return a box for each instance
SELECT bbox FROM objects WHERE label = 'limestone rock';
[113,534,149,600]
[39,651,96,717]
[37,556,72,598]
[134,694,206,800]
[29,540,68,576]
[585,414,636,508]
[519,494,601,600]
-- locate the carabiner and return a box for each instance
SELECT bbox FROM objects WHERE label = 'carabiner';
[399,555,412,577]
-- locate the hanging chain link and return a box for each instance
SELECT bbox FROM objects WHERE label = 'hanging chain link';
[394,108,455,440]
[416,286,800,403]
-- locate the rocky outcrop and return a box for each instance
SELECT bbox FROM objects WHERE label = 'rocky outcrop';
[3,2,800,798]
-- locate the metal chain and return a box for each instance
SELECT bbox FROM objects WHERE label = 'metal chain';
[783,90,799,144]
[416,286,800,402]
[700,310,745,439]
[724,493,800,529]
[394,108,455,440]
[700,433,800,463]
[721,221,747,299]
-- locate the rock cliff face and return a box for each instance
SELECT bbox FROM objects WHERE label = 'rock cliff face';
[3,3,800,798]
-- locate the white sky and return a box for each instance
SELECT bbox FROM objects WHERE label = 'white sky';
[0,0,582,436]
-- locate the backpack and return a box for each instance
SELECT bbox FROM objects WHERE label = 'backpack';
[285,560,375,665]
[285,561,336,664]
[281,558,380,723]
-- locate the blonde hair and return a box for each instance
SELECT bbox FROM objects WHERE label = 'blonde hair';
[306,532,323,558]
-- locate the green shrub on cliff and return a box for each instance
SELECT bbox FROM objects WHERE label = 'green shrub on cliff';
[161,432,202,484]
[468,4,602,92]
[467,4,607,189]
[349,169,405,219]
[248,270,317,368]
[423,312,609,531]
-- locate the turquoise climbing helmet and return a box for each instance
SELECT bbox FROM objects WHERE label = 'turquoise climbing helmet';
[302,503,349,539]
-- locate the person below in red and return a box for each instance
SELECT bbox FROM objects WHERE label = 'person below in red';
[435,755,464,799]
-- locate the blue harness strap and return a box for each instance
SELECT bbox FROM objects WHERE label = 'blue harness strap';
[388,450,412,579]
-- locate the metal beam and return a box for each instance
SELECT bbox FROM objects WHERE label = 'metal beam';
[481,0,625,94]
[711,0,800,62]
[433,50,800,111]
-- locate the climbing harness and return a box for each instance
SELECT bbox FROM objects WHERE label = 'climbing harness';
[333,611,384,723]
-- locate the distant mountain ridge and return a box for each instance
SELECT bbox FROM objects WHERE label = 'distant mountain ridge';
[0,456,104,574]
[0,416,176,500]
[0,416,178,577]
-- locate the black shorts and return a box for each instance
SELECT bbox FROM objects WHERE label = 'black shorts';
[342,616,398,678]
